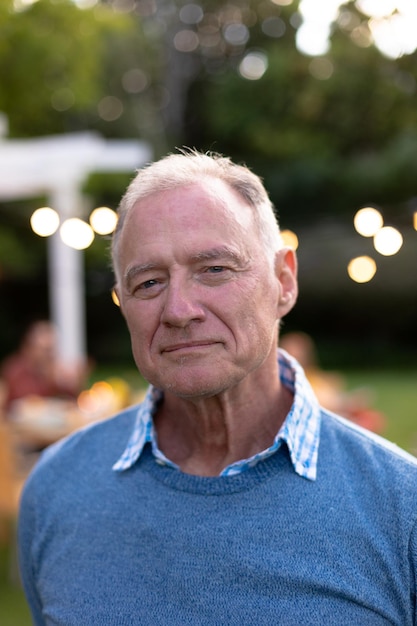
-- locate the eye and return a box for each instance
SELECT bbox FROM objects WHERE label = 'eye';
[140,279,159,289]
[130,277,165,299]
[206,266,225,273]
[199,265,233,285]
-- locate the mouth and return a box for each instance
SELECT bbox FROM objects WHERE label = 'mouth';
[162,341,218,354]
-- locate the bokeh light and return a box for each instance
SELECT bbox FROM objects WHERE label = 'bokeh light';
[297,0,342,56]
[77,381,116,417]
[280,229,299,250]
[223,23,250,46]
[354,207,383,237]
[298,0,417,59]
[111,289,120,307]
[369,14,417,58]
[261,16,286,39]
[356,0,398,19]
[97,96,124,122]
[179,3,204,25]
[30,207,60,237]
[373,226,403,256]
[174,29,200,52]
[122,68,148,94]
[60,218,95,250]
[89,206,118,235]
[308,57,334,80]
[347,256,377,283]
[239,52,268,80]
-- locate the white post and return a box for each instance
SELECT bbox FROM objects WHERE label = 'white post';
[0,132,152,367]
[48,183,86,365]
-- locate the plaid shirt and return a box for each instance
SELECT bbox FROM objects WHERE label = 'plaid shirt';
[113,349,321,481]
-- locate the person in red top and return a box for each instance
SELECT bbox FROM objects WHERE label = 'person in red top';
[1,320,87,414]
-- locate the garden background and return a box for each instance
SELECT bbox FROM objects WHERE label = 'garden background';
[1,0,417,621]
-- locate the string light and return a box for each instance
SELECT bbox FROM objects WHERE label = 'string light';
[111,289,120,307]
[347,256,377,283]
[373,226,403,256]
[30,205,118,248]
[60,218,95,250]
[353,207,383,237]
[89,207,118,235]
[351,204,415,282]
[280,229,299,250]
[30,207,60,237]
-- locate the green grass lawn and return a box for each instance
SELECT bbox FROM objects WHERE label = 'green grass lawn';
[0,538,31,626]
[1,368,416,624]
[344,369,417,454]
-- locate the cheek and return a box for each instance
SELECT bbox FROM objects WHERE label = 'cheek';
[122,304,154,348]
[236,276,279,323]
[243,308,277,344]
[225,297,277,350]
[243,291,279,343]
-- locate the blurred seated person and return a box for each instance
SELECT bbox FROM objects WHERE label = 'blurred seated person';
[280,331,386,434]
[1,320,88,416]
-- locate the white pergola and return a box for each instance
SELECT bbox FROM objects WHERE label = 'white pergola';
[0,131,152,364]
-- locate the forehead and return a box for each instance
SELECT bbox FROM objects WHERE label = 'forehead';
[124,178,256,241]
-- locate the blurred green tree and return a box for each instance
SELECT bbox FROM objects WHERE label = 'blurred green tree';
[186,1,417,221]
[0,0,142,137]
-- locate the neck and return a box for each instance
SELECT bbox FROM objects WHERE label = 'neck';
[154,363,293,477]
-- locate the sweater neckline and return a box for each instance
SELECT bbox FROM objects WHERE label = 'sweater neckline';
[137,443,293,495]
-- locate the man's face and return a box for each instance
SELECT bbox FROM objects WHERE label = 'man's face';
[116,177,297,399]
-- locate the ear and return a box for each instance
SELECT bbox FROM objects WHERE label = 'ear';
[275,247,298,319]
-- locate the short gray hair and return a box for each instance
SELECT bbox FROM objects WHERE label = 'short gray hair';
[112,149,282,282]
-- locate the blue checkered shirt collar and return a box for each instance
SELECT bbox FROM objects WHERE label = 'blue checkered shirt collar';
[113,349,321,481]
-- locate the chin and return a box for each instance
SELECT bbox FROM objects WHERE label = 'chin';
[163,381,223,399]
[155,370,235,399]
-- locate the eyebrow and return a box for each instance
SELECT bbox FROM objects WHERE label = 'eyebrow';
[124,263,160,289]
[124,246,248,289]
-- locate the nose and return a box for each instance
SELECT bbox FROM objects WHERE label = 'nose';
[160,276,205,328]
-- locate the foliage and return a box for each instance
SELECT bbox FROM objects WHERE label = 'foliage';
[189,5,417,221]
[83,171,134,208]
[0,0,138,137]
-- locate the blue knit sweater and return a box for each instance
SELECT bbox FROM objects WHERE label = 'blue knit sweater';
[18,400,417,626]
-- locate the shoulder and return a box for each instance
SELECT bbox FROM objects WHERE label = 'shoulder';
[318,410,417,553]
[320,408,417,484]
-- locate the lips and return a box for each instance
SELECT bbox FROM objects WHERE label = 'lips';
[162,341,217,353]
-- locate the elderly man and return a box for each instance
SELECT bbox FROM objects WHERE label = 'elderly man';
[19,151,417,625]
